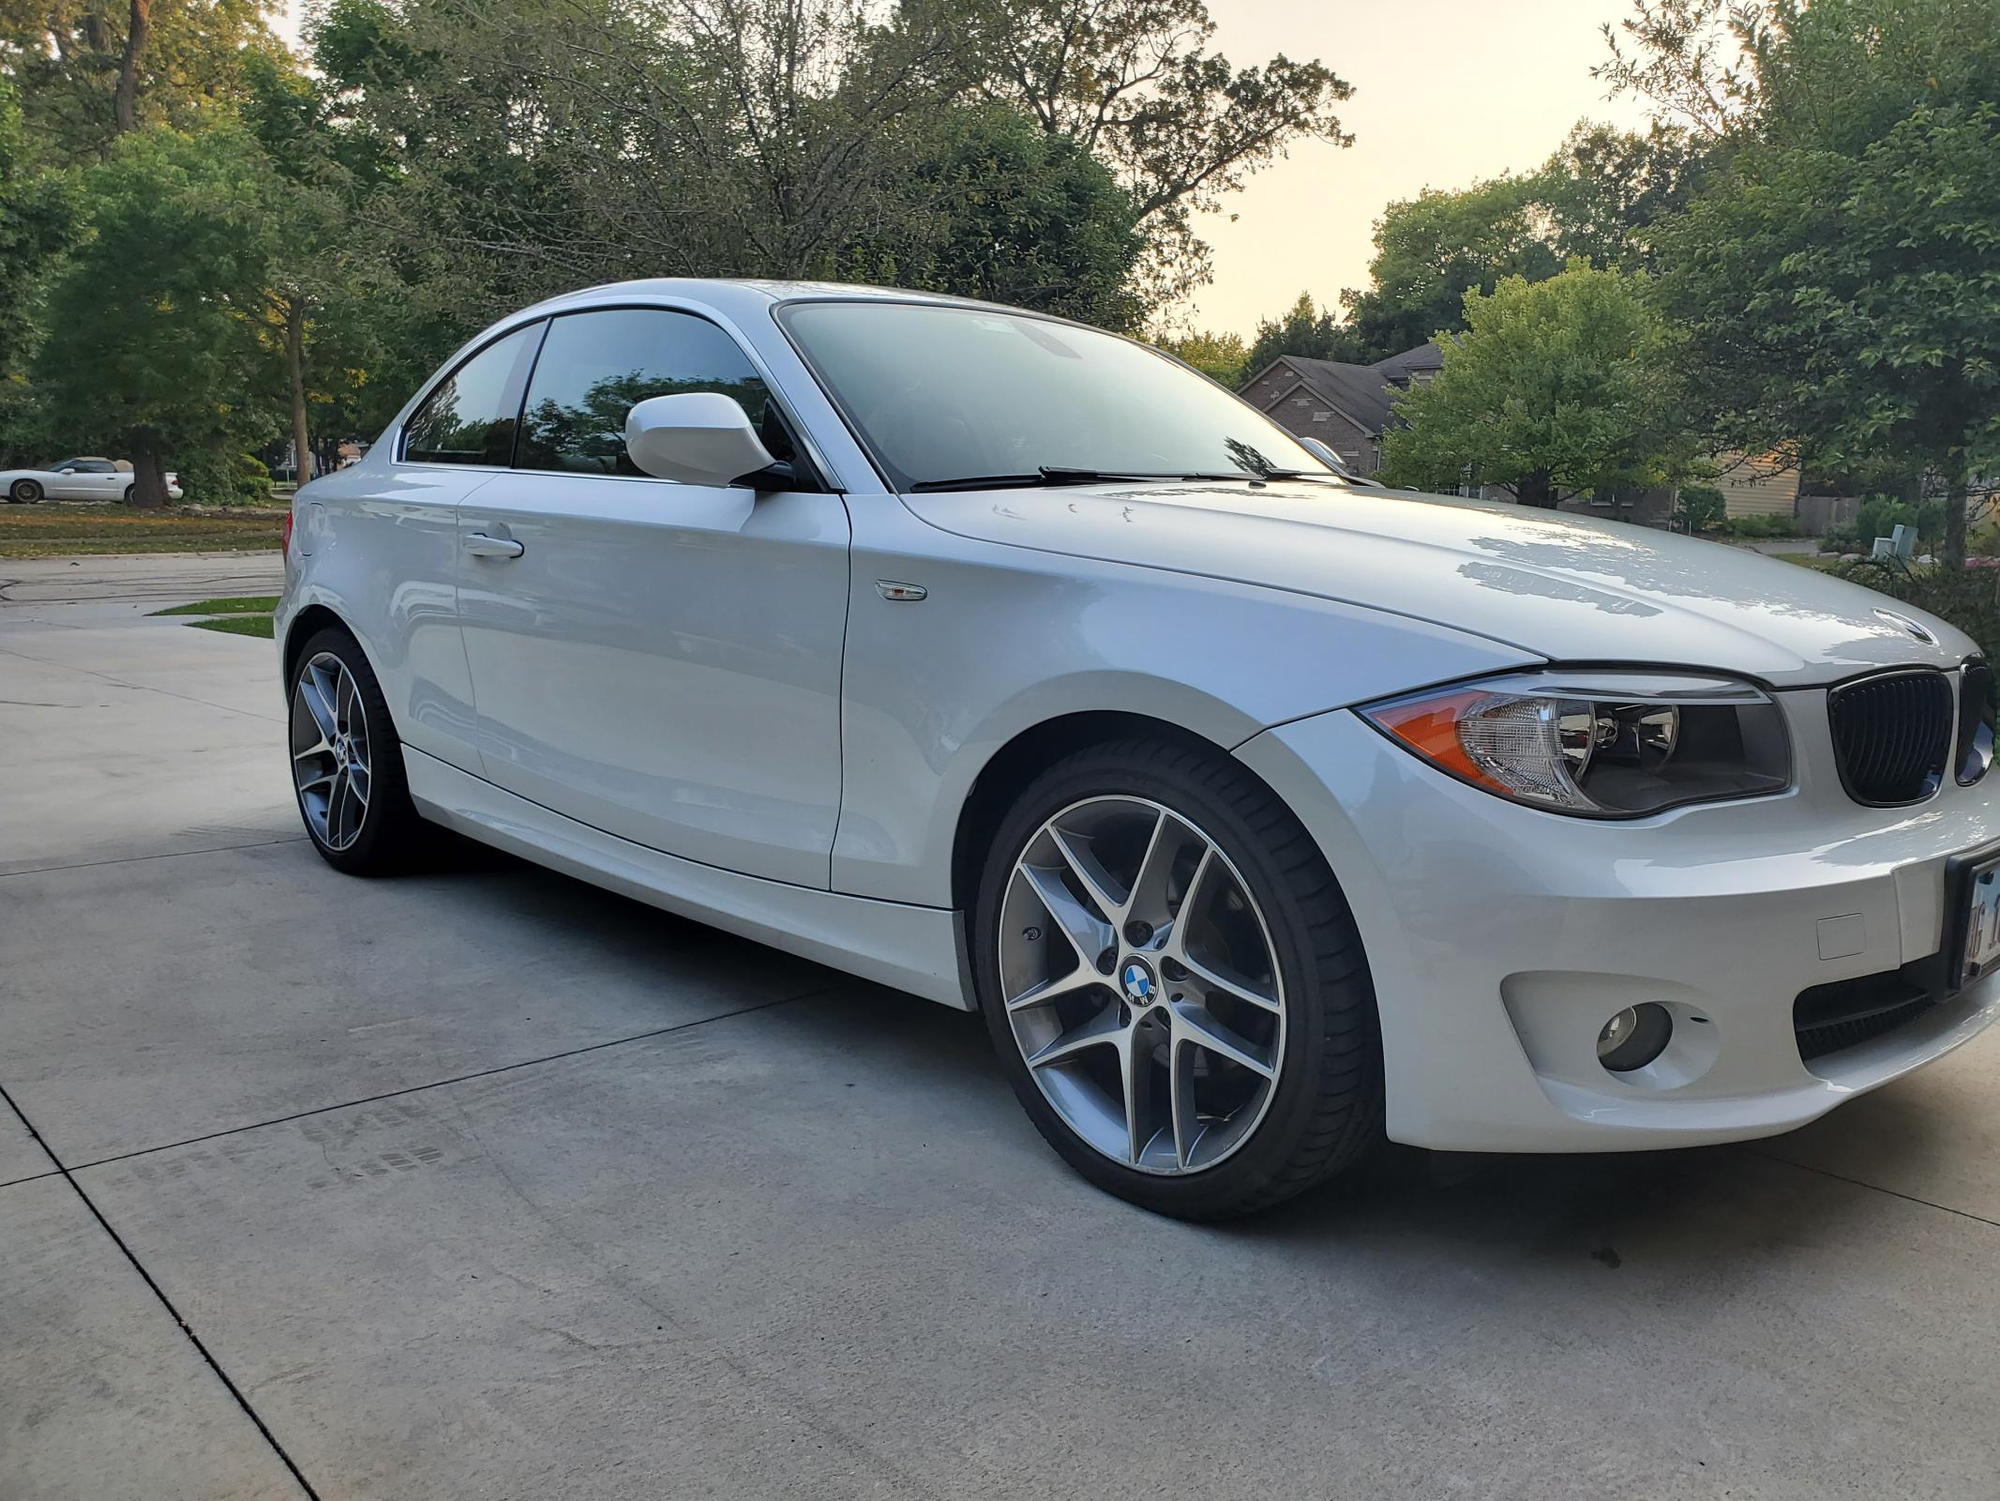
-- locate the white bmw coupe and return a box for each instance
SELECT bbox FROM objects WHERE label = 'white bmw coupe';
[275,279,2000,1218]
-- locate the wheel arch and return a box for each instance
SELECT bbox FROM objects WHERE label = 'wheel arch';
[283,602,367,690]
[949,710,1291,914]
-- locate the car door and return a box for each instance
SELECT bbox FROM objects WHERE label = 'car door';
[42,459,86,499]
[347,320,546,775]
[456,306,851,890]
[81,460,124,499]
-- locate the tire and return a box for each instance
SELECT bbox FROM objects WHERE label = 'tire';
[287,626,427,875]
[972,734,1383,1220]
[123,484,134,502]
[9,479,41,503]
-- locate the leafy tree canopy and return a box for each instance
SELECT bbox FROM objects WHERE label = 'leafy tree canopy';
[1379,262,1690,508]
[1341,176,1562,362]
[1240,292,1354,379]
[1615,0,2000,559]
[0,0,284,163]
[1155,327,1249,386]
[933,0,1352,301]
[35,125,284,498]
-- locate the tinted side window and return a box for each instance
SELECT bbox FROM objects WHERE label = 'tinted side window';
[77,460,115,473]
[517,310,771,477]
[402,324,540,466]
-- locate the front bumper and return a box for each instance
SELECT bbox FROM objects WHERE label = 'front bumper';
[1236,687,2000,1153]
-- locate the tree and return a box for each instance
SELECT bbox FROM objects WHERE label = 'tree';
[0,73,76,461]
[1240,292,1353,378]
[36,126,280,503]
[1595,0,1764,136]
[1340,176,1562,361]
[1155,327,1248,386]
[1271,122,1708,372]
[1615,0,2000,562]
[0,0,284,163]
[847,107,1147,329]
[935,0,1352,301]
[307,0,1165,383]
[239,47,386,486]
[1379,263,1689,508]
[0,74,71,363]
[1540,120,1708,269]
[1658,105,2000,564]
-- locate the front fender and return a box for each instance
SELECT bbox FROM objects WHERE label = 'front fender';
[831,499,1539,905]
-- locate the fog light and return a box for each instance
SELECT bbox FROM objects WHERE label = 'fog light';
[1597,1003,1673,1072]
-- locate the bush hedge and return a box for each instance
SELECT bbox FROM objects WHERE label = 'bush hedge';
[1834,558,2000,657]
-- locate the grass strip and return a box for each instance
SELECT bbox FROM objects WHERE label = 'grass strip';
[150,595,281,617]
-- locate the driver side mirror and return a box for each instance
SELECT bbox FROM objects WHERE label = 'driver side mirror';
[56,467,75,475]
[624,393,778,488]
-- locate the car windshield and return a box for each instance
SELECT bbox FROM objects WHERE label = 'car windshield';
[780,301,1338,493]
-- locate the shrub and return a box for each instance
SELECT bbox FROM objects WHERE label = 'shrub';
[1713,512,1801,539]
[1675,484,1727,533]
[176,450,273,506]
[230,452,273,505]
[1834,559,2000,656]
[1845,495,1946,552]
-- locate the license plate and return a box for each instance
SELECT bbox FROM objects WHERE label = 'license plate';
[1959,856,2000,987]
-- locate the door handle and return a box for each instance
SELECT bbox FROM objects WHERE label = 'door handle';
[463,533,524,559]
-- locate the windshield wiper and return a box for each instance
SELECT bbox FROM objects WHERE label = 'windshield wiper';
[1183,468,1350,485]
[908,465,1354,493]
[906,467,1178,493]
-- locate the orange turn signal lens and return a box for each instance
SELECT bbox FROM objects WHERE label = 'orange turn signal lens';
[1365,690,1521,797]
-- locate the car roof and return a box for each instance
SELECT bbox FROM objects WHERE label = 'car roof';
[515,277,1031,325]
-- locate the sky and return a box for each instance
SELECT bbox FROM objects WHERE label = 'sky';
[1187,0,1653,334]
[272,0,1653,337]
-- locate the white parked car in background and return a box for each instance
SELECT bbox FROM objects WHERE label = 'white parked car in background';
[277,279,2000,1219]
[1,456,181,502]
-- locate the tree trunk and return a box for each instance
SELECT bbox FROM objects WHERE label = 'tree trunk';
[285,299,315,489]
[113,0,150,135]
[1944,473,1969,569]
[126,427,169,508]
[1514,471,1558,509]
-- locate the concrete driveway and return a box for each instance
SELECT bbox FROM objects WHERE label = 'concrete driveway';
[4,556,1997,1499]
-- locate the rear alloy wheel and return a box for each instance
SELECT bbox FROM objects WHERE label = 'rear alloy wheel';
[9,479,41,503]
[974,736,1383,1220]
[288,628,426,874]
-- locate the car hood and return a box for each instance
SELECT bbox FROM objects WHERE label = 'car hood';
[901,481,1974,688]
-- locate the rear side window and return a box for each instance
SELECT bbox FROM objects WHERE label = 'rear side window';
[402,323,541,466]
[516,309,771,477]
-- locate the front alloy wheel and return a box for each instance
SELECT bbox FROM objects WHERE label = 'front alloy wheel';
[975,736,1383,1220]
[999,796,1285,1174]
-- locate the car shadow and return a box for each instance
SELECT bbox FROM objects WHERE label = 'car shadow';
[387,834,1934,1272]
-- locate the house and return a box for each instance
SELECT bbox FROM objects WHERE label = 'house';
[1244,343,1792,530]
[1238,345,1444,478]
[1712,453,1802,519]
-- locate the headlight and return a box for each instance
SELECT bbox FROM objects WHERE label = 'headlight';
[1360,670,1792,818]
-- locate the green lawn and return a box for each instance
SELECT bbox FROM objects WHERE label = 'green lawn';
[150,594,281,616]
[189,614,276,638]
[0,504,285,557]
[148,593,279,638]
